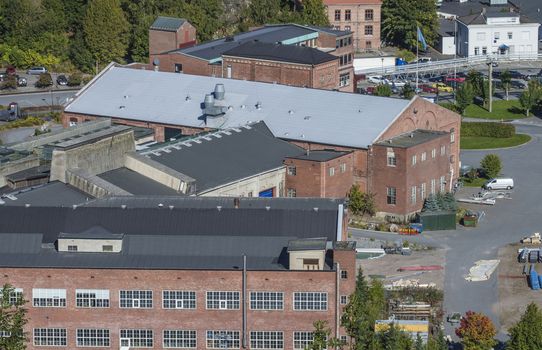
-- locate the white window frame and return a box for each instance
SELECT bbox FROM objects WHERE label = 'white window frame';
[387,149,396,167]
[293,292,328,311]
[119,290,153,309]
[440,176,446,192]
[328,167,335,176]
[119,329,153,348]
[287,188,297,198]
[293,332,327,350]
[340,295,348,304]
[206,330,240,349]
[249,291,284,310]
[162,290,196,309]
[411,186,417,204]
[9,288,23,305]
[76,289,110,308]
[431,179,436,194]
[440,145,446,156]
[411,155,417,166]
[421,183,426,199]
[206,291,240,310]
[250,331,284,349]
[340,163,347,173]
[32,289,66,308]
[163,330,197,349]
[421,152,426,162]
[33,328,67,347]
[386,187,397,205]
[76,329,110,347]
[431,148,436,159]
[287,166,296,176]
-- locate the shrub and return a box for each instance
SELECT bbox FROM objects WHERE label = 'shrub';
[35,73,53,88]
[440,102,461,113]
[461,122,515,138]
[0,76,17,90]
[480,154,502,178]
[375,84,392,97]
[67,73,82,86]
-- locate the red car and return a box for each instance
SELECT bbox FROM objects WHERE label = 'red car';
[445,76,466,83]
[421,84,438,93]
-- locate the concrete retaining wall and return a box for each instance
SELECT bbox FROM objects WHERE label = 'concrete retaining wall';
[0,156,40,188]
[66,169,130,198]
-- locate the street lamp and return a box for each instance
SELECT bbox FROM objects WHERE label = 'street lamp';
[486,57,496,113]
[381,58,384,75]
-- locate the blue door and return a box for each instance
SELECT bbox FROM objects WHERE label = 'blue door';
[258,188,274,197]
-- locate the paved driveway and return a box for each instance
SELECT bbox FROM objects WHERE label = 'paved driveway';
[351,123,542,343]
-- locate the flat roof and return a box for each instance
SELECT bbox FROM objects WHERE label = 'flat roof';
[0,181,93,207]
[65,65,412,149]
[286,150,349,162]
[98,167,183,196]
[375,129,447,148]
[150,16,186,32]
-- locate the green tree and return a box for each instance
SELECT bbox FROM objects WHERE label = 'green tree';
[35,73,53,88]
[455,311,497,350]
[348,184,364,215]
[244,0,282,26]
[500,69,512,101]
[414,333,424,350]
[375,84,392,97]
[300,0,329,26]
[480,154,502,179]
[466,70,484,98]
[0,283,28,350]
[519,79,542,117]
[456,82,474,114]
[306,320,343,350]
[401,84,415,99]
[507,302,542,350]
[427,330,448,350]
[376,323,413,350]
[83,0,129,68]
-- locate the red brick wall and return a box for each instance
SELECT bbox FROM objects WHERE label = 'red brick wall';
[149,23,197,56]
[0,256,355,349]
[150,53,221,76]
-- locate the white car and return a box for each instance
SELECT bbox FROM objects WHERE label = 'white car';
[27,66,47,75]
[484,178,514,190]
[367,75,389,84]
[389,80,406,87]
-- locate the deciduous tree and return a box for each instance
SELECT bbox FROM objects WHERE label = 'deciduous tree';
[480,154,502,179]
[455,311,497,350]
[456,82,474,114]
[375,84,392,97]
[500,70,512,101]
[519,79,541,117]
[300,0,329,26]
[0,283,28,350]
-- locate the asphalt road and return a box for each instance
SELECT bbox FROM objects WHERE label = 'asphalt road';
[350,122,542,344]
[0,90,77,108]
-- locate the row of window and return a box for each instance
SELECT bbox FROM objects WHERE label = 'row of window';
[476,31,521,42]
[386,176,447,205]
[335,36,352,48]
[386,145,448,168]
[29,329,335,349]
[334,9,374,21]
[339,72,351,87]
[23,289,330,311]
[339,53,353,66]
[287,163,348,177]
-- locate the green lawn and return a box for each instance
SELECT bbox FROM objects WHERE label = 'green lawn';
[461,177,487,187]
[463,100,529,120]
[461,133,531,149]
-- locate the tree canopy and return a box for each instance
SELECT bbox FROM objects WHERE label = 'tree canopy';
[455,311,497,350]
[0,283,28,350]
[507,303,542,350]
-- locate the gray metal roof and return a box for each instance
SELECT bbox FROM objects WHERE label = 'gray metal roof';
[98,167,183,196]
[375,129,446,148]
[144,122,303,193]
[0,181,93,207]
[150,16,186,32]
[308,26,352,37]
[65,66,412,149]
[288,238,327,251]
[286,150,349,162]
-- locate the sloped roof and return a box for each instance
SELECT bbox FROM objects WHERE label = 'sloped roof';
[150,16,186,32]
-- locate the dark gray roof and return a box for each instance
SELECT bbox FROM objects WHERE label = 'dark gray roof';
[98,167,183,196]
[59,226,124,240]
[145,122,304,193]
[288,238,327,251]
[0,181,93,207]
[439,0,516,18]
[223,41,337,65]
[438,18,456,37]
[308,26,352,37]
[175,24,317,61]
[286,150,349,162]
[5,166,49,182]
[375,130,447,148]
[150,16,186,32]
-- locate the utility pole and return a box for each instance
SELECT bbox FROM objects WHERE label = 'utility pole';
[488,60,493,113]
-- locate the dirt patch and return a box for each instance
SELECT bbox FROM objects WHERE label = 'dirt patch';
[497,244,542,333]
[358,249,446,290]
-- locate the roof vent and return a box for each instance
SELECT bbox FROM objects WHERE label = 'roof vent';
[300,134,305,139]
[185,95,191,101]
[119,105,126,109]
[203,93,227,117]
[121,204,127,209]
[240,104,246,109]
[313,207,319,212]
[123,95,129,99]
[214,84,225,100]
[72,205,77,210]
[288,110,294,115]
[217,205,222,211]
[304,116,311,120]
[265,206,271,211]
[255,102,262,110]
[169,205,174,210]
[410,133,414,138]
[158,203,164,208]
[25,203,31,208]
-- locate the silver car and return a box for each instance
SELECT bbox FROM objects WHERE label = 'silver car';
[27,67,47,75]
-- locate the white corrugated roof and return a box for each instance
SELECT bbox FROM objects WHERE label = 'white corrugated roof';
[65,66,412,148]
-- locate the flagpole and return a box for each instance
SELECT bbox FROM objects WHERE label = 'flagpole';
[416,31,419,91]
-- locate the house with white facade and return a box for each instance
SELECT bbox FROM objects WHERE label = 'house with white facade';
[456,10,540,58]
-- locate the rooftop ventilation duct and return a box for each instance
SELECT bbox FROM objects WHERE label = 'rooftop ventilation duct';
[203,93,228,117]
[214,84,225,100]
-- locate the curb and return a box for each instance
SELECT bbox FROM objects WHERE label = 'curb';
[0,89,79,97]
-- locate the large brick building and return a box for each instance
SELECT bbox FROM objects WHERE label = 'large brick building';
[149,24,354,92]
[0,197,354,350]
[323,0,382,51]
[63,65,461,218]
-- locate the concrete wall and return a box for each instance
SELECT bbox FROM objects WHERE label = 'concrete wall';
[289,250,326,270]
[201,167,286,197]
[58,238,122,253]
[66,169,131,198]
[0,156,40,188]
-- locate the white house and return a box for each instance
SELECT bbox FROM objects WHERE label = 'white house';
[456,10,540,57]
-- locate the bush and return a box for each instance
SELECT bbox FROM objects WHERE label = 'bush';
[35,73,53,88]
[67,73,82,86]
[440,102,461,113]
[480,154,502,178]
[396,49,416,63]
[461,122,515,138]
[0,76,17,90]
[375,84,392,97]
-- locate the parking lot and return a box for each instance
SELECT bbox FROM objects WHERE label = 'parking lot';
[0,69,80,96]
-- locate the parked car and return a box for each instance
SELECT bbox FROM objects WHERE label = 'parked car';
[445,76,466,83]
[421,84,438,94]
[366,86,376,95]
[508,70,524,79]
[56,75,68,86]
[367,75,389,84]
[483,178,514,190]
[431,82,453,93]
[416,57,432,64]
[389,80,406,87]
[16,76,27,87]
[27,66,47,75]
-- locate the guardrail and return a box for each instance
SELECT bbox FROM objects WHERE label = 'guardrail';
[356,53,542,75]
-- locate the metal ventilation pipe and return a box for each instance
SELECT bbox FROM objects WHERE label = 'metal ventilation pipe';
[214,84,225,100]
[204,94,215,109]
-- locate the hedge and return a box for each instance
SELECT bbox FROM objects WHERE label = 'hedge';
[461,122,515,138]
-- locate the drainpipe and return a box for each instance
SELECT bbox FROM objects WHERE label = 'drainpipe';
[335,262,340,340]
[242,255,247,348]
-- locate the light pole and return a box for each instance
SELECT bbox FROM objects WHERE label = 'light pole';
[381,58,384,75]
[487,58,495,113]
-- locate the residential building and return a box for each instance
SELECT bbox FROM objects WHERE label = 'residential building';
[0,196,354,350]
[323,0,382,51]
[149,16,197,56]
[438,18,456,56]
[62,64,461,218]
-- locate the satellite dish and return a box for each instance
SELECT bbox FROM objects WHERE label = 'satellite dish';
[153,58,160,66]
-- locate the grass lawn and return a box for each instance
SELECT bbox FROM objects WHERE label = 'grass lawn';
[461,133,531,149]
[463,100,529,120]
[462,177,487,187]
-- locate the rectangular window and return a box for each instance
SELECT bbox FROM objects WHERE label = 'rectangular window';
[387,187,397,205]
[421,152,426,162]
[293,292,327,311]
[206,291,240,310]
[68,245,78,251]
[421,183,426,199]
[474,47,480,56]
[287,188,296,198]
[411,186,417,204]
[507,32,513,39]
[431,148,436,158]
[366,40,372,49]
[387,149,396,166]
[339,73,350,87]
[120,329,153,348]
[329,167,335,176]
[163,291,196,309]
[0,331,11,337]
[334,10,341,21]
[32,289,66,308]
[411,155,417,166]
[303,258,319,270]
[431,179,436,194]
[76,289,109,308]
[163,330,196,348]
[293,332,315,350]
[287,166,296,176]
[365,9,374,21]
[9,288,23,305]
[494,32,500,40]
[174,63,183,73]
[440,176,446,192]
[250,331,284,349]
[364,25,373,36]
[206,331,240,349]
[34,328,67,347]
[340,163,347,173]
[341,270,348,279]
[249,292,284,310]
[451,130,455,143]
[345,9,351,21]
[440,145,446,156]
[119,290,153,308]
[76,329,110,347]
[482,47,487,55]
[345,25,351,31]
[340,295,348,304]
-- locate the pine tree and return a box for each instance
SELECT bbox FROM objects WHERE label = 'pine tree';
[507,303,542,350]
[414,333,425,350]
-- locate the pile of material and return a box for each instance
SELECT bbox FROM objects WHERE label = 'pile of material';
[465,260,500,281]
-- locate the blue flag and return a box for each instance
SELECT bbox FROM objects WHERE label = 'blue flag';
[417,26,427,51]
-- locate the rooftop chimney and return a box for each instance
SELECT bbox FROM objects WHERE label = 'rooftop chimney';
[214,84,225,100]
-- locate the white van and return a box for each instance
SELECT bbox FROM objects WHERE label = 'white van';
[484,178,514,190]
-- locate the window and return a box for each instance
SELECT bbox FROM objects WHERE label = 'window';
[293,332,314,350]
[102,245,113,252]
[366,40,372,49]
[34,328,67,347]
[334,10,341,21]
[450,128,455,143]
[421,152,426,162]
[508,32,513,39]
[341,270,348,279]
[339,73,350,87]
[248,191,253,197]
[482,47,487,55]
[119,290,153,308]
[329,167,335,176]
[9,288,23,305]
[287,188,297,198]
[250,292,284,310]
[163,291,196,309]
[163,330,196,348]
[364,25,373,36]
[365,9,374,21]
[0,331,11,337]
[287,166,296,176]
[340,163,347,173]
[174,63,183,73]
[76,329,110,347]
[440,176,446,192]
[411,186,417,204]
[474,47,480,55]
[494,32,500,40]
[387,149,396,166]
[411,155,417,166]
[421,183,426,199]
[387,187,396,205]
[32,289,66,307]
[250,331,283,349]
[68,245,78,251]
[345,10,351,21]
[341,335,348,343]
[431,179,436,194]
[345,25,351,31]
[76,289,110,308]
[476,32,485,41]
[340,295,348,304]
[440,145,446,156]
[347,37,352,46]
[120,330,153,348]
[206,331,240,349]
[431,148,436,159]
[293,292,327,311]
[206,291,240,310]
[303,258,319,270]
